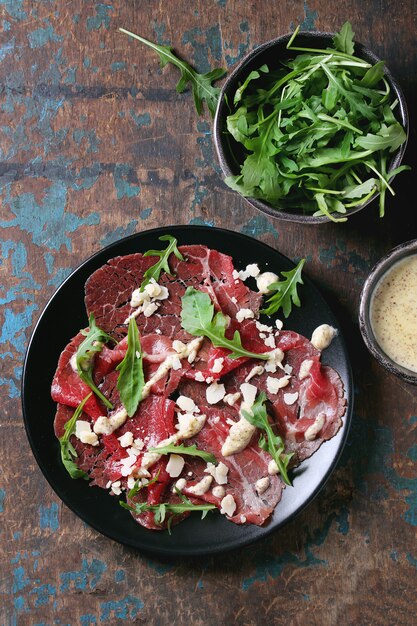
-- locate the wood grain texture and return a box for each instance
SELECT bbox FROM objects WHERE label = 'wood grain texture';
[1,0,417,624]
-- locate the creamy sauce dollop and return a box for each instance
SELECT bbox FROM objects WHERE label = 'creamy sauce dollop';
[370,254,417,372]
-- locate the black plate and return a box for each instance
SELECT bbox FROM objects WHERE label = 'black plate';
[22,226,353,556]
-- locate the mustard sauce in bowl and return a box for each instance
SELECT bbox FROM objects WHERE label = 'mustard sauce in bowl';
[359,240,417,384]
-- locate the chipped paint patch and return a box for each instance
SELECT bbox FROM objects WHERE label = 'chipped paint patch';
[318,240,368,282]
[12,566,31,593]
[406,553,417,569]
[60,558,107,592]
[130,111,151,128]
[1,181,100,251]
[111,61,127,72]
[29,583,57,607]
[224,21,251,67]
[113,164,140,200]
[100,221,138,247]
[27,21,63,49]
[99,595,144,621]
[182,25,222,72]
[0,0,27,20]
[340,412,417,527]
[189,217,214,227]
[0,488,5,512]
[140,208,152,220]
[39,502,59,532]
[86,3,114,31]
[240,216,279,240]
[114,570,126,583]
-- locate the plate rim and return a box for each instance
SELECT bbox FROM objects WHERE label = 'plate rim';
[21,224,354,557]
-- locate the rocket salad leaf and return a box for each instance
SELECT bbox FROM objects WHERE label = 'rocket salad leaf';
[141,234,184,290]
[59,394,92,480]
[148,442,218,465]
[242,392,293,486]
[119,28,226,117]
[261,259,305,317]
[181,287,269,360]
[224,21,409,219]
[76,314,114,409]
[116,318,145,417]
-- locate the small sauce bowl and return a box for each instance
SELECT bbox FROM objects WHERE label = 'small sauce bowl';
[359,239,417,384]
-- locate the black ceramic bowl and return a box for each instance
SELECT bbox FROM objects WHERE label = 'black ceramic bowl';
[359,239,417,384]
[214,31,409,224]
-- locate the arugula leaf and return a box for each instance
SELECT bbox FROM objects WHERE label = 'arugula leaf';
[120,499,216,532]
[181,287,269,360]
[148,442,218,465]
[76,314,114,409]
[354,122,407,152]
[116,318,145,417]
[261,259,305,317]
[333,22,355,55]
[361,60,385,87]
[119,28,226,117]
[234,64,269,104]
[142,234,184,290]
[242,392,293,486]
[59,394,91,480]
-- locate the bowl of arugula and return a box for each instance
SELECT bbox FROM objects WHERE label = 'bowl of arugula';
[213,22,409,223]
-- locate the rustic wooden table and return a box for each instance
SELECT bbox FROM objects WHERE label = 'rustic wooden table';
[1,1,416,624]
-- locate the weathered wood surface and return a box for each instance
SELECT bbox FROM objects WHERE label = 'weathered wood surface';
[1,0,416,624]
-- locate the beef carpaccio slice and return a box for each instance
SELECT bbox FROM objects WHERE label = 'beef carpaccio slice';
[52,242,347,532]
[84,245,262,340]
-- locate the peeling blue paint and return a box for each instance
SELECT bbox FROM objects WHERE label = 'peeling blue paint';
[12,566,31,593]
[0,36,15,62]
[39,502,59,532]
[14,595,27,611]
[406,553,417,569]
[182,25,222,72]
[81,615,97,626]
[0,0,27,20]
[225,22,250,66]
[72,128,100,154]
[13,531,21,540]
[242,507,350,590]
[100,221,138,247]
[1,181,100,251]
[130,111,151,129]
[86,3,114,31]
[99,595,144,621]
[300,1,318,30]
[27,21,63,49]
[139,208,152,220]
[340,412,417,528]
[152,20,170,46]
[111,61,127,72]
[189,217,214,227]
[318,240,368,282]
[114,570,125,583]
[240,215,279,240]
[113,164,140,200]
[0,488,5,512]
[0,304,38,354]
[30,583,57,607]
[407,444,417,462]
[60,558,107,592]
